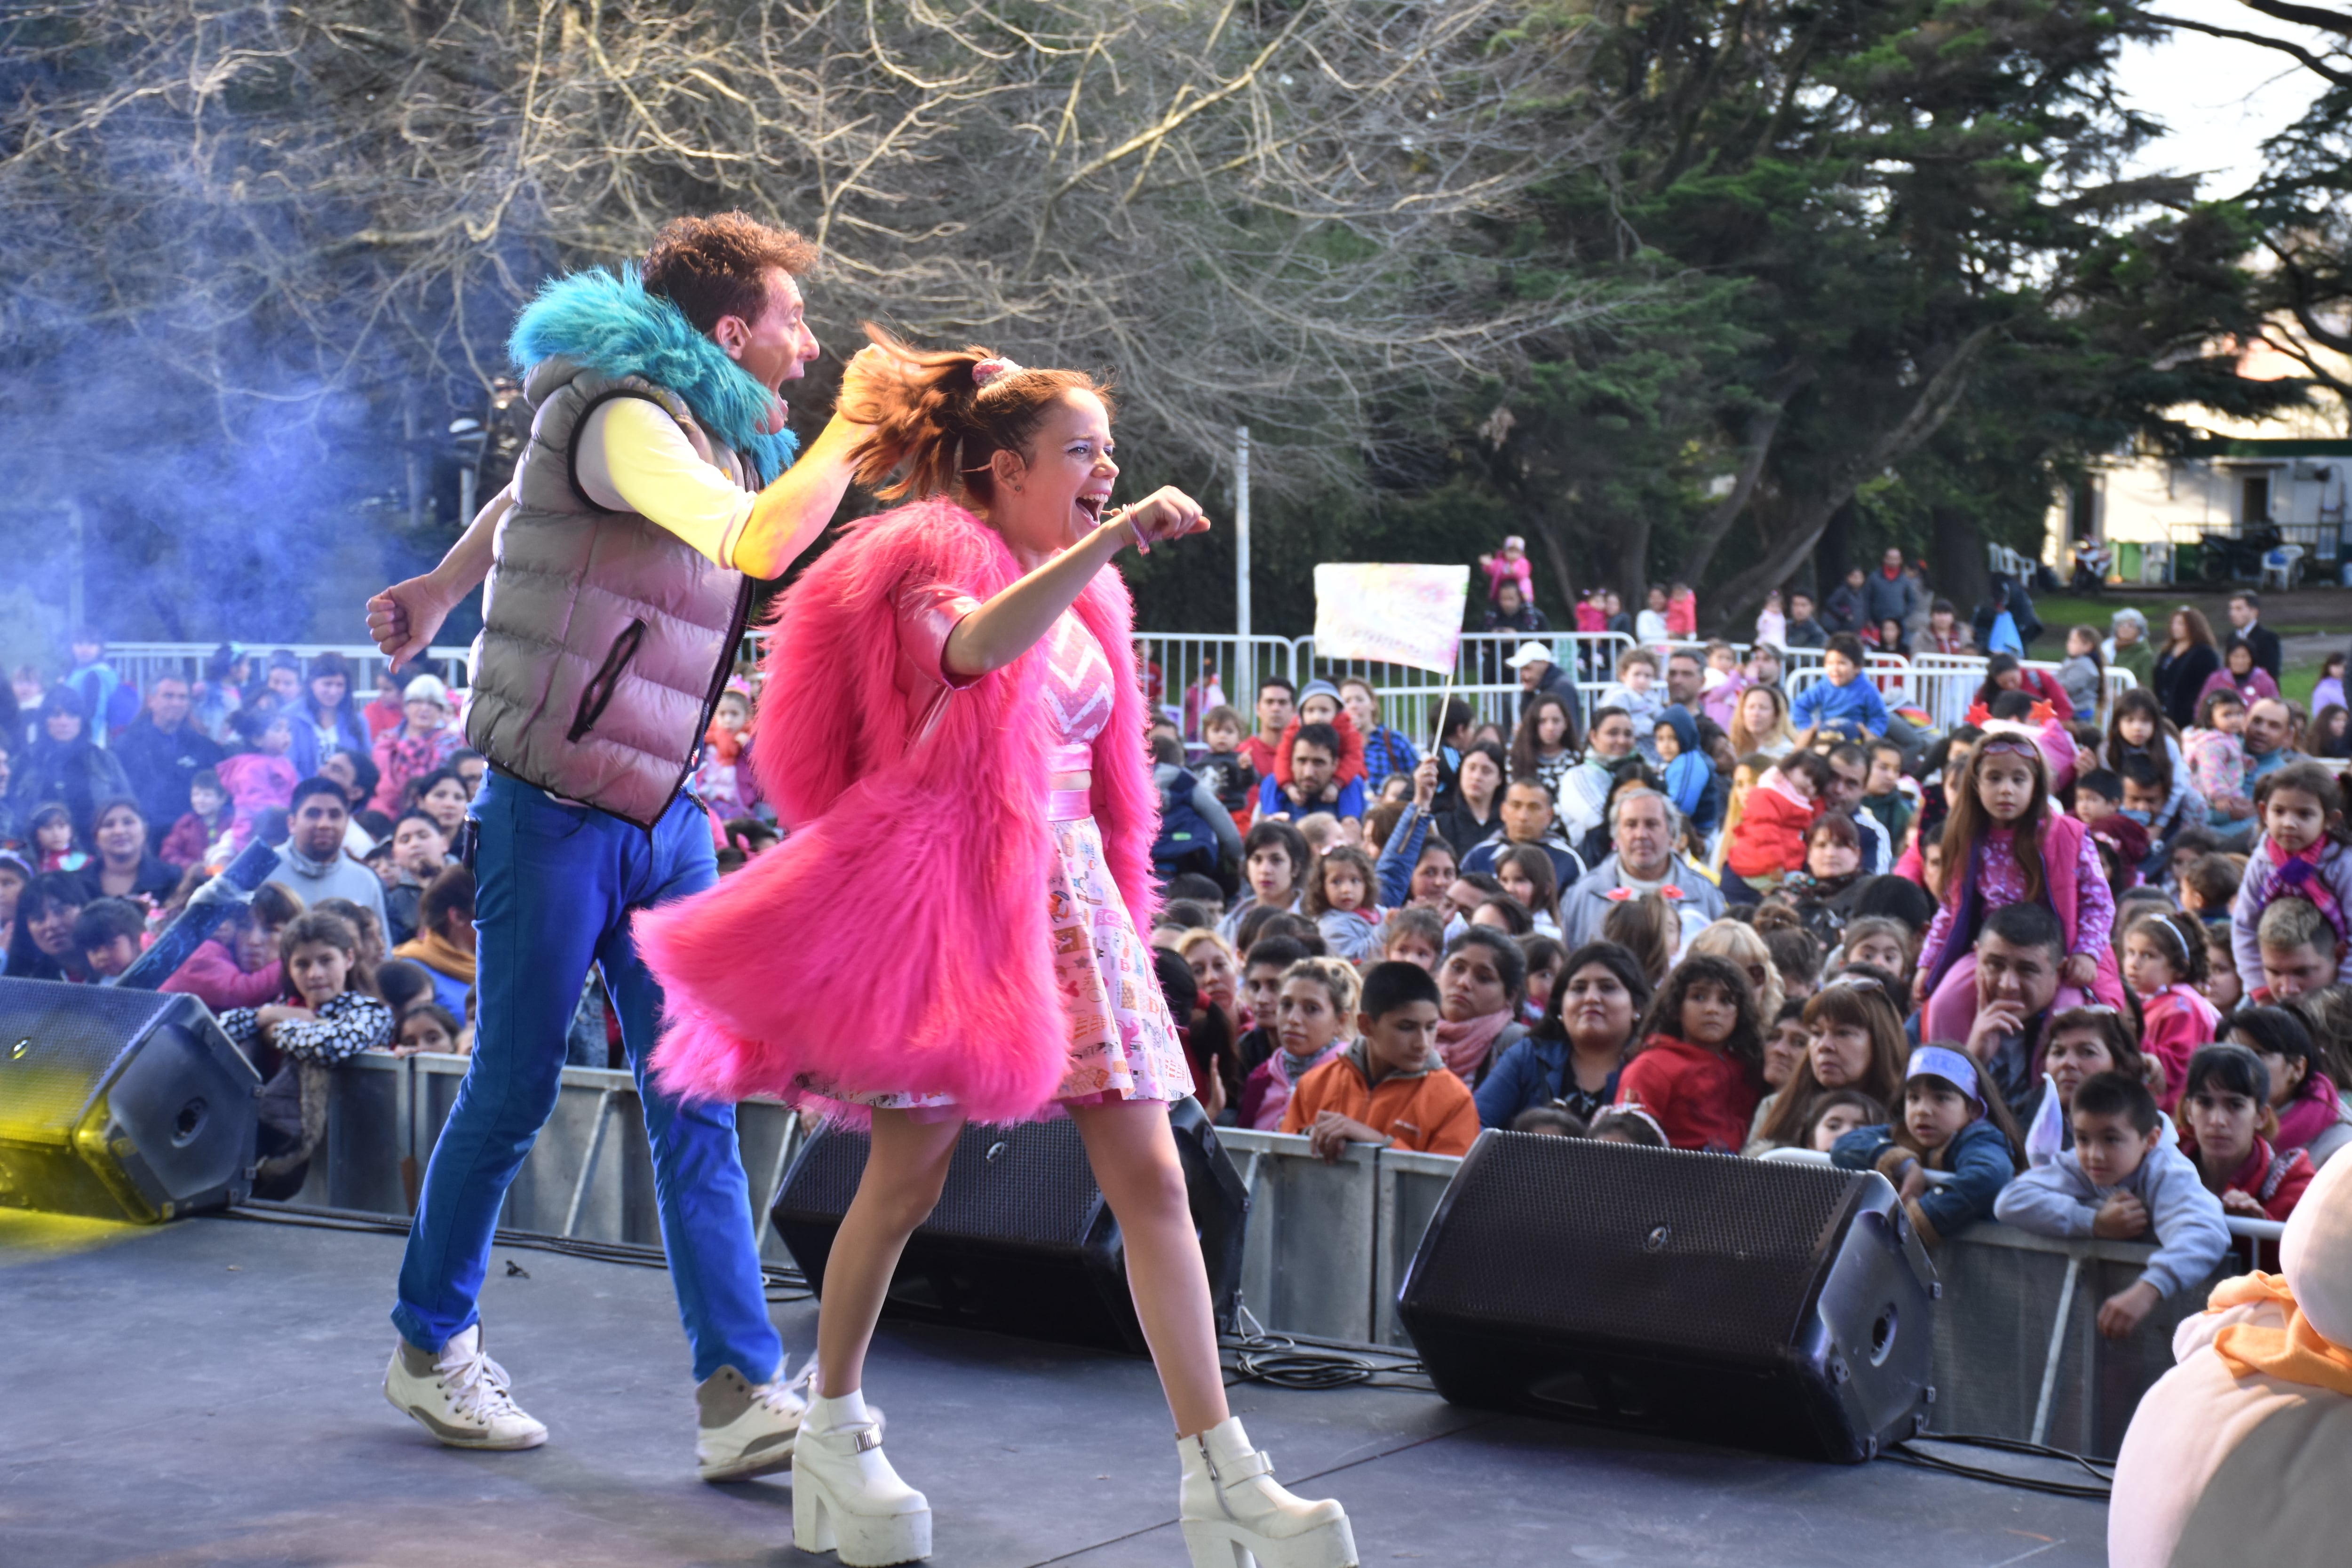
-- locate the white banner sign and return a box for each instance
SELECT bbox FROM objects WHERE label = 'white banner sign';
[1312,564,1471,674]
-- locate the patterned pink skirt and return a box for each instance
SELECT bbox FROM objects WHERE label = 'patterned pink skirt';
[805,815,1193,1116]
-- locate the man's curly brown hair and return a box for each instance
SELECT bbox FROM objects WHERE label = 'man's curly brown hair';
[642,212,818,334]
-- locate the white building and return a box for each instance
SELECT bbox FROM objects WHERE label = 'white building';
[2047,328,2352,586]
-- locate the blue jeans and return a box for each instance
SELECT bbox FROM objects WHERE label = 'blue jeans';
[393,775,782,1383]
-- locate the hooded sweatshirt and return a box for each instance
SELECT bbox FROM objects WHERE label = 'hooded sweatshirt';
[1992,1136,2230,1300]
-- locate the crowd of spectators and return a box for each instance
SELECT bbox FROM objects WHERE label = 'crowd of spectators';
[7,593,2350,1345]
[1145,584,2352,1345]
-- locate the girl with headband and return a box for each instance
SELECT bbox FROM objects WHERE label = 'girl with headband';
[636,332,1355,1568]
[1911,720,2128,1039]
[2122,909,2220,1112]
[1828,1043,2024,1248]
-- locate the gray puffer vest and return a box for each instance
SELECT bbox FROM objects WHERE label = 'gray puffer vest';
[467,355,755,828]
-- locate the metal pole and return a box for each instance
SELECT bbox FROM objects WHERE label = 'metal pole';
[1235,425,1252,700]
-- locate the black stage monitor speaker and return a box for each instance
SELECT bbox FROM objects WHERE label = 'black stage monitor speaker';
[0,979,262,1223]
[1397,1131,1938,1463]
[773,1097,1248,1354]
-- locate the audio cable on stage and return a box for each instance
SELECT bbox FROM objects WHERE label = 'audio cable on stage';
[1878,1432,2113,1499]
[1218,1308,1433,1393]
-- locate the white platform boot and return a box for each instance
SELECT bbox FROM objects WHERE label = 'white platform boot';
[1178,1417,1358,1568]
[790,1389,931,1566]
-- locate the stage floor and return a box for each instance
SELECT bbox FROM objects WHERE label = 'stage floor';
[0,1211,2107,1567]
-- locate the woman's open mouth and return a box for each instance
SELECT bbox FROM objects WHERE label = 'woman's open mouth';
[1074,492,1110,526]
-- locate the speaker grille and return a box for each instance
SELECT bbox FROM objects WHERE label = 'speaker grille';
[781,1119,1106,1245]
[1407,1135,1859,1361]
[0,980,183,1138]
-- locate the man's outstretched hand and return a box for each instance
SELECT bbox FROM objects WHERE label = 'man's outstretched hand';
[366,574,461,675]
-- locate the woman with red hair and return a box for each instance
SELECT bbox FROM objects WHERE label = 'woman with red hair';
[640,331,1354,1568]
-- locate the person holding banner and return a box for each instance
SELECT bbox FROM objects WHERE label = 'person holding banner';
[635,334,1359,1568]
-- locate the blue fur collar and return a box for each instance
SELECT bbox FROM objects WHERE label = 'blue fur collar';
[509,265,798,485]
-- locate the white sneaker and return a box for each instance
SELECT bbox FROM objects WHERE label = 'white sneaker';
[791,1389,931,1566]
[697,1358,809,1482]
[383,1324,548,1451]
[1178,1417,1356,1568]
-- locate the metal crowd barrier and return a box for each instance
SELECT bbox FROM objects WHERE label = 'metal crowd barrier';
[301,1060,2246,1459]
[90,637,2106,756]
[101,642,474,705]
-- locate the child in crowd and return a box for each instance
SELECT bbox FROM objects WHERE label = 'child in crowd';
[2179,1044,2313,1223]
[2178,852,2241,925]
[74,897,148,982]
[1598,650,1666,760]
[2104,690,2201,844]
[2200,929,2241,1014]
[1653,708,1718,842]
[2257,898,2342,1001]
[1510,1106,1586,1136]
[1914,722,2121,1041]
[1283,961,1478,1158]
[216,708,298,848]
[1760,925,1820,1003]
[1833,1046,2023,1246]
[2074,769,2121,825]
[2057,626,2106,721]
[692,684,758,822]
[1665,581,1697,640]
[158,770,235,869]
[392,865,477,1017]
[1860,740,1911,851]
[2229,761,2352,999]
[1588,1106,1669,1146]
[1268,681,1368,801]
[2184,691,2255,840]
[2116,908,2217,1111]
[1613,953,1764,1153]
[1305,845,1383,962]
[1995,1071,2230,1339]
[160,882,302,1012]
[1478,536,1534,605]
[28,804,89,875]
[1723,750,1832,899]
[1806,1088,1884,1154]
[1699,641,1748,732]
[2225,1005,2352,1168]
[1238,959,1359,1131]
[1790,635,1891,745]
[1376,908,1446,971]
[1838,916,1913,983]
[395,1003,465,1057]
[1754,589,1787,651]
[216,910,395,1074]
[1600,891,1677,988]
[1516,935,1566,1029]
[1197,705,1258,831]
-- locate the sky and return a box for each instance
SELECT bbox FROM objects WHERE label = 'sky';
[2110,0,2334,199]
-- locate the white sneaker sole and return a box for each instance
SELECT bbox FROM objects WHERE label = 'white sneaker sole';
[792,1468,931,1566]
[382,1370,548,1450]
[1181,1516,1358,1568]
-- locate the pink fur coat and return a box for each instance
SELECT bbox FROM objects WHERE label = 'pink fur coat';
[637,498,1160,1123]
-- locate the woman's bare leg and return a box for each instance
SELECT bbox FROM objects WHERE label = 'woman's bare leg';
[814,1108,967,1398]
[1067,1098,1231,1437]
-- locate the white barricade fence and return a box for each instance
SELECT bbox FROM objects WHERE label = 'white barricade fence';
[103,642,476,708]
[91,637,2111,762]
[305,1064,2258,1457]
